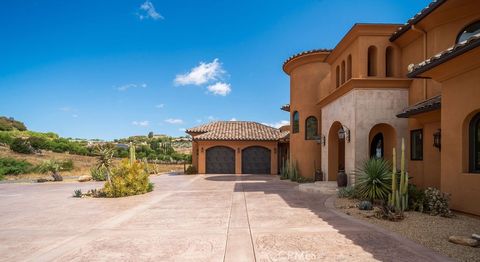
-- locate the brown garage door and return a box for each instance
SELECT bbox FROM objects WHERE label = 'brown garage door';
[206,146,235,174]
[242,146,271,174]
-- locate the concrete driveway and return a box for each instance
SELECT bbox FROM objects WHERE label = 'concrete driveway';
[0,174,450,262]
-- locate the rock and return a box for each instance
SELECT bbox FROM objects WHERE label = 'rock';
[37,178,49,183]
[472,234,480,241]
[448,236,479,247]
[52,173,63,181]
[78,175,92,182]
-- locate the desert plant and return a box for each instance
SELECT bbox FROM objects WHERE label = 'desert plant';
[129,142,136,165]
[288,160,299,182]
[424,187,453,217]
[73,189,82,198]
[95,145,115,185]
[10,138,34,154]
[0,157,34,180]
[358,200,373,210]
[338,185,357,199]
[184,165,197,175]
[280,159,289,180]
[90,166,108,181]
[59,159,74,171]
[356,158,392,201]
[296,176,314,183]
[408,184,425,212]
[388,139,409,211]
[102,160,153,198]
[37,159,63,181]
[375,203,404,221]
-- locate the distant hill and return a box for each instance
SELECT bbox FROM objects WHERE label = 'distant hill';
[0,117,27,131]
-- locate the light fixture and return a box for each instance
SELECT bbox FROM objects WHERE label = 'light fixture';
[316,134,326,146]
[338,125,350,142]
[433,129,441,151]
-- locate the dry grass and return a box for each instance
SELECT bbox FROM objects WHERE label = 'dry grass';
[0,147,185,182]
[335,197,480,262]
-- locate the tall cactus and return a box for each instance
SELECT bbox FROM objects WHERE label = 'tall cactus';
[388,138,409,211]
[129,142,136,165]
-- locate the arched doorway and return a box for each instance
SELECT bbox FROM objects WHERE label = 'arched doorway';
[242,146,271,174]
[328,121,346,181]
[206,146,235,174]
[369,123,397,163]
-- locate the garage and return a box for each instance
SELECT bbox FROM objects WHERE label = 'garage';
[242,146,271,174]
[206,146,235,174]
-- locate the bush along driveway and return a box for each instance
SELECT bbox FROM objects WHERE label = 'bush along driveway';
[0,174,451,261]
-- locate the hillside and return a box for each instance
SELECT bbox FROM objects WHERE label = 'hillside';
[0,117,27,131]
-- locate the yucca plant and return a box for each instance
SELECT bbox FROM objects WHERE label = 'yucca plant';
[95,145,115,185]
[356,158,392,202]
[37,159,63,181]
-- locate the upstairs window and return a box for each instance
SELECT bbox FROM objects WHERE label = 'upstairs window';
[292,111,299,133]
[470,112,480,173]
[367,46,378,76]
[411,129,423,161]
[347,55,352,80]
[386,46,394,77]
[457,21,480,43]
[305,116,318,140]
[341,60,346,84]
[335,66,340,88]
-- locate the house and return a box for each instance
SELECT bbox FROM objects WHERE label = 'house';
[282,0,480,215]
[186,121,289,175]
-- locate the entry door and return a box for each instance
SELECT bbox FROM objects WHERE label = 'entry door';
[206,146,235,174]
[242,146,271,174]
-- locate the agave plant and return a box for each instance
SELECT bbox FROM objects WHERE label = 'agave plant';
[95,145,115,185]
[356,158,392,202]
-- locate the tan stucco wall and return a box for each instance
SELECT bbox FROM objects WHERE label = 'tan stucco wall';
[192,140,278,175]
[321,88,408,183]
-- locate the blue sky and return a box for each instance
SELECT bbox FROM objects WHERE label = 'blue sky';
[0,0,430,140]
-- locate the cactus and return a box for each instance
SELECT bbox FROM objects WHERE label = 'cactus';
[388,138,409,211]
[129,142,136,165]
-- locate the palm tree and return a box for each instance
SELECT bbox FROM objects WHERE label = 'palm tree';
[95,145,115,185]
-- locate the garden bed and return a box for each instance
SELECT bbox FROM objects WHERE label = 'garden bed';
[335,197,480,262]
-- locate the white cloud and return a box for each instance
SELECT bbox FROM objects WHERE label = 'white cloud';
[207,82,231,96]
[117,83,147,91]
[230,118,237,121]
[138,0,163,20]
[165,118,184,124]
[132,120,150,127]
[174,59,225,86]
[262,120,289,129]
[155,104,164,108]
[179,128,186,132]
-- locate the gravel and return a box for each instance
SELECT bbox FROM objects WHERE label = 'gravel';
[335,198,480,262]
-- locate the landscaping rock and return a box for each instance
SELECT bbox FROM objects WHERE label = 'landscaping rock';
[78,175,92,182]
[448,235,479,247]
[37,178,49,183]
[472,234,480,241]
[52,173,63,182]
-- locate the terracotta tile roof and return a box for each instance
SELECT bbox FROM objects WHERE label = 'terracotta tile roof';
[390,0,446,42]
[397,95,441,118]
[283,49,332,68]
[186,121,285,141]
[407,33,480,77]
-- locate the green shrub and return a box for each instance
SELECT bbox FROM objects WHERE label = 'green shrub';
[184,165,197,175]
[0,132,14,145]
[10,138,34,154]
[408,184,425,212]
[73,189,82,198]
[28,136,49,150]
[90,166,108,181]
[59,159,74,171]
[102,160,153,198]
[36,159,63,181]
[296,176,314,183]
[0,157,34,179]
[338,185,358,199]
[424,187,453,217]
[356,158,392,201]
[288,161,299,181]
[358,200,373,210]
[0,117,27,131]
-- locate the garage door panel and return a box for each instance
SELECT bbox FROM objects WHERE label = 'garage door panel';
[206,146,235,174]
[242,146,271,174]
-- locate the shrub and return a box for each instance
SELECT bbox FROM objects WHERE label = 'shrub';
[356,158,392,201]
[28,136,49,150]
[288,161,299,182]
[10,138,34,154]
[338,185,357,199]
[184,165,197,175]
[0,157,34,179]
[296,176,314,183]
[90,166,108,181]
[408,184,425,212]
[424,187,453,217]
[102,160,153,198]
[60,159,74,171]
[36,159,63,181]
[358,200,373,210]
[73,189,82,198]
[0,132,14,145]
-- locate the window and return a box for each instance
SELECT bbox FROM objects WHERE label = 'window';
[305,116,318,140]
[335,66,340,88]
[367,46,377,76]
[411,129,423,160]
[347,55,352,80]
[457,20,480,43]
[292,111,299,134]
[470,112,480,173]
[386,46,394,77]
[341,60,346,84]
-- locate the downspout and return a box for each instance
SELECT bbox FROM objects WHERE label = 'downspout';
[411,25,427,100]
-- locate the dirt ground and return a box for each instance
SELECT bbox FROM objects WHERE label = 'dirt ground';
[335,197,480,262]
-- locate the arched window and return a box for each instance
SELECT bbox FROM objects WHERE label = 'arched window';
[469,112,480,173]
[341,60,346,84]
[335,66,340,88]
[305,116,318,140]
[292,111,299,134]
[367,46,377,76]
[457,21,480,43]
[347,55,352,80]
[386,46,394,77]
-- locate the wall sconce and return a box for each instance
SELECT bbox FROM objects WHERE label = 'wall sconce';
[201,147,204,153]
[315,135,326,146]
[338,126,350,143]
[433,129,441,151]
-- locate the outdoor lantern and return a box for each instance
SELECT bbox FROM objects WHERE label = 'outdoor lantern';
[338,126,350,143]
[338,127,345,140]
[321,134,326,146]
[433,129,441,150]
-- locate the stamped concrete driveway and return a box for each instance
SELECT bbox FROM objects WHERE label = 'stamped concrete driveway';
[0,174,450,262]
